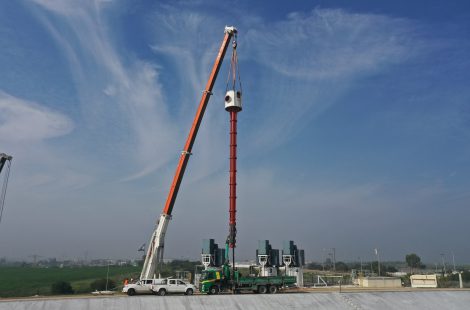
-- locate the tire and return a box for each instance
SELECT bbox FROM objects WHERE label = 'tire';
[158,289,167,296]
[268,285,278,294]
[127,288,136,296]
[185,288,194,295]
[209,286,219,295]
[258,285,267,294]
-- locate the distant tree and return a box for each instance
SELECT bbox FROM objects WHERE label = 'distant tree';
[51,281,74,295]
[386,265,398,273]
[371,261,386,275]
[405,253,421,274]
[90,278,116,291]
[306,262,323,270]
[335,261,349,272]
[324,258,333,270]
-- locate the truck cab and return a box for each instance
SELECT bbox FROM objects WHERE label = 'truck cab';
[199,269,230,294]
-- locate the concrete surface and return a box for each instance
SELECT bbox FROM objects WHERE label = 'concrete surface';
[1,291,470,310]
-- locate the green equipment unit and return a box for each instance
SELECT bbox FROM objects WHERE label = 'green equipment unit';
[199,264,296,294]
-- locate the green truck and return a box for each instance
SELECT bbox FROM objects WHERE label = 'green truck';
[199,264,296,294]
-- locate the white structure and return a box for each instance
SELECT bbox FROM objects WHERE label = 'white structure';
[224,90,242,111]
[358,277,402,288]
[410,274,438,288]
[201,254,213,270]
[258,255,277,277]
[282,255,303,287]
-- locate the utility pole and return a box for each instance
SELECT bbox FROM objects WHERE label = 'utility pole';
[332,248,336,272]
[452,251,456,272]
[374,248,381,276]
[440,253,447,275]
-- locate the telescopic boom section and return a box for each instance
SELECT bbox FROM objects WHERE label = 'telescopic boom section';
[140,26,237,280]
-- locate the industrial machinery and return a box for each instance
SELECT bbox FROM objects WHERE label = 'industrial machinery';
[0,153,12,224]
[198,239,303,294]
[139,26,238,280]
[197,34,304,294]
[281,240,305,287]
[199,264,296,294]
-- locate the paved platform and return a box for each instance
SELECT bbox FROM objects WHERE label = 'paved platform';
[1,291,469,310]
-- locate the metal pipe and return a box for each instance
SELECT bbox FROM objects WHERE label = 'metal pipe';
[229,111,238,249]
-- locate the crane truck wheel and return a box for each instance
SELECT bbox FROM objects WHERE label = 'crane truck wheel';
[268,285,278,294]
[127,289,136,296]
[185,288,194,295]
[209,286,219,295]
[258,285,267,294]
[158,289,167,296]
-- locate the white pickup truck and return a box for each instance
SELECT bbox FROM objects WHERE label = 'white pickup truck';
[152,278,196,296]
[123,278,164,296]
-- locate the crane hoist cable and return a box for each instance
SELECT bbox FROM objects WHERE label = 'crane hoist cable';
[225,33,242,94]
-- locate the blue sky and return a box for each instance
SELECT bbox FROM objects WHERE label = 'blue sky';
[0,0,469,265]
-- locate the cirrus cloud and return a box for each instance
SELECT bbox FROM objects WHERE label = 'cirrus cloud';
[0,91,73,142]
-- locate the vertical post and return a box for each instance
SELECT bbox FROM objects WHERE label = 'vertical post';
[441,253,447,275]
[229,111,238,278]
[378,251,381,277]
[375,248,381,276]
[332,248,336,272]
[452,251,456,272]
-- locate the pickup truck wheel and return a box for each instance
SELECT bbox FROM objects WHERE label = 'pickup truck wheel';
[127,288,136,296]
[268,285,278,294]
[185,288,194,295]
[258,285,267,294]
[158,289,167,296]
[209,286,219,295]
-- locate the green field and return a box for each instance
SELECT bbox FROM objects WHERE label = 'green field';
[0,265,141,298]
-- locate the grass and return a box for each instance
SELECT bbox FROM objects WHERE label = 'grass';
[0,265,141,298]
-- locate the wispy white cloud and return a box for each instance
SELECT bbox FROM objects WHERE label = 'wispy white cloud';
[30,0,179,180]
[245,9,417,80]
[239,8,422,150]
[0,91,92,194]
[0,91,73,142]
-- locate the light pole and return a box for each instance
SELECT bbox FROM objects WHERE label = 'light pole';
[332,248,336,272]
[440,253,447,275]
[374,248,381,277]
[452,251,456,272]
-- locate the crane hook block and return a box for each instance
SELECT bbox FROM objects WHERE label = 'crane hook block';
[224,26,238,34]
[224,90,242,112]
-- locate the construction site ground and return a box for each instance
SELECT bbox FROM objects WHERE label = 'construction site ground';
[1,288,469,310]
